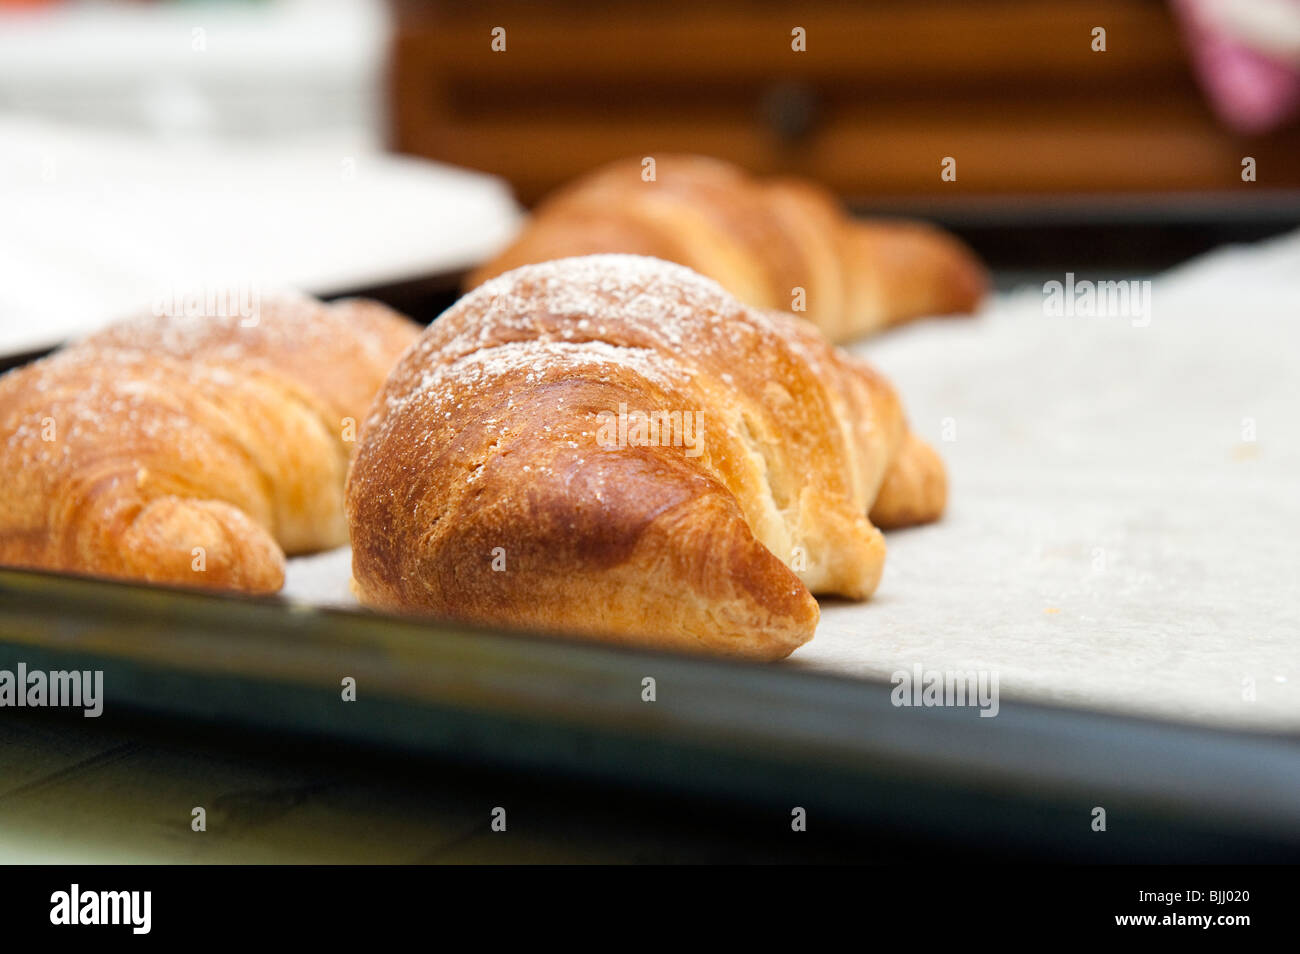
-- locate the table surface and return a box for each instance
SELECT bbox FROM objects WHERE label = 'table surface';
[0,706,900,864]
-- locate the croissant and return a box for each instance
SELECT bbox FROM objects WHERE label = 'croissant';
[0,296,418,593]
[348,255,946,660]
[466,154,987,343]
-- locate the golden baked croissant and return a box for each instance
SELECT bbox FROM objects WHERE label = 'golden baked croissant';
[467,154,987,343]
[348,255,945,660]
[0,296,418,593]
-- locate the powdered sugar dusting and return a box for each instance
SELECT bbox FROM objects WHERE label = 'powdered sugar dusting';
[82,295,402,369]
[377,255,805,429]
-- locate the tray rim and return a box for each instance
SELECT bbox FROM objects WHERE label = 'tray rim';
[2,567,1298,861]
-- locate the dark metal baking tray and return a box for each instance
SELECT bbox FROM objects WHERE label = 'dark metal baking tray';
[2,568,1298,862]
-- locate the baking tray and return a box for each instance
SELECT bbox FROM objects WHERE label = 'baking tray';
[3,226,1299,861]
[1,568,1299,862]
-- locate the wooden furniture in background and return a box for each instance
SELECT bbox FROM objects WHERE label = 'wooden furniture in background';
[389,0,1300,206]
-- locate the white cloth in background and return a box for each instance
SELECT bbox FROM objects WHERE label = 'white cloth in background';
[0,117,523,353]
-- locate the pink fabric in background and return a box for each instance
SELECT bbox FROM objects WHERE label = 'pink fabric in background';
[1172,0,1300,133]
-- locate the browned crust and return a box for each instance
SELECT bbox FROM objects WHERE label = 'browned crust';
[869,431,949,530]
[840,220,990,338]
[466,154,988,342]
[0,297,419,593]
[348,255,946,659]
